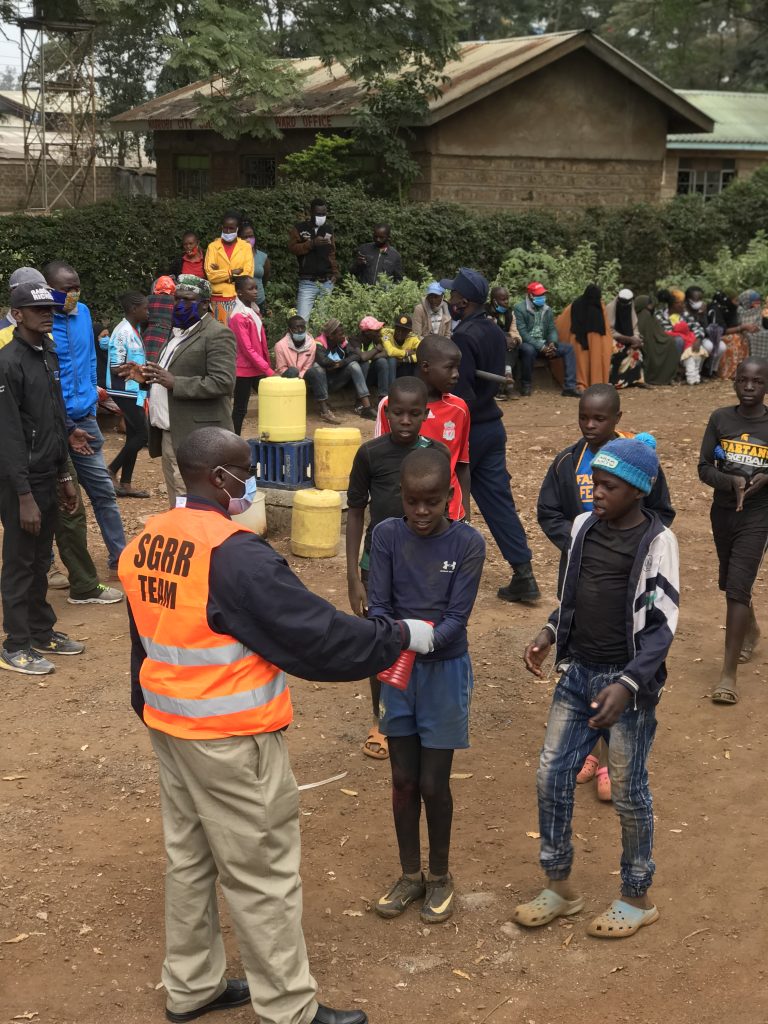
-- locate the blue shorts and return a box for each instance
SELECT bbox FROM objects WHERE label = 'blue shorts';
[379,653,473,749]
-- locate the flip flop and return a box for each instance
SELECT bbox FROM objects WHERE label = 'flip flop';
[739,636,760,663]
[362,727,389,760]
[576,754,599,784]
[513,888,584,928]
[596,766,612,802]
[711,684,739,705]
[587,899,659,938]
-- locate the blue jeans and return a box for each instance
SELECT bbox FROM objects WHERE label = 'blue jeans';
[361,356,391,395]
[303,362,369,402]
[519,341,577,390]
[537,660,658,898]
[69,416,126,570]
[469,418,532,567]
[296,279,334,321]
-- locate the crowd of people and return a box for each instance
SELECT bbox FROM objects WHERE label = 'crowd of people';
[2,199,768,1024]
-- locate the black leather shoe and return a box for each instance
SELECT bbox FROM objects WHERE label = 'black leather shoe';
[165,980,250,1022]
[311,1004,368,1024]
[497,563,541,605]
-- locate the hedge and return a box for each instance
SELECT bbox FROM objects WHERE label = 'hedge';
[1,169,767,332]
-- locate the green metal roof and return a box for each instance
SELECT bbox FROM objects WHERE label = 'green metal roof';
[669,90,768,150]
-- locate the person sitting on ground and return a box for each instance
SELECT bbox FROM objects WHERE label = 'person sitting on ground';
[375,334,471,525]
[675,320,707,385]
[347,316,390,397]
[102,291,150,498]
[346,378,441,761]
[274,315,340,425]
[381,314,420,386]
[699,357,768,706]
[686,284,726,376]
[487,285,521,401]
[169,231,206,280]
[370,446,485,925]
[229,275,274,436]
[537,384,676,799]
[143,276,177,363]
[515,282,580,398]
[205,209,254,324]
[313,319,377,421]
[238,221,271,313]
[412,282,451,341]
[351,223,404,286]
[606,288,647,389]
[635,294,680,386]
[518,434,679,940]
[708,292,749,381]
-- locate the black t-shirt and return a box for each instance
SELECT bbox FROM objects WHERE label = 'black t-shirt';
[568,519,648,665]
[698,405,768,509]
[347,434,435,564]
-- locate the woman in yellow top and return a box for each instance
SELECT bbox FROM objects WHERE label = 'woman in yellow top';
[204,209,255,324]
[381,313,421,387]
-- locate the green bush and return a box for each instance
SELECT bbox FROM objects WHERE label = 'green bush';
[311,274,428,335]
[495,241,622,310]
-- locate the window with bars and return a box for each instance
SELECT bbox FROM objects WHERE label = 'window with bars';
[242,156,276,189]
[676,161,736,199]
[175,155,210,199]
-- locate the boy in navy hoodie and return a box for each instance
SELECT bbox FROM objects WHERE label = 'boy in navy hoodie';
[516,434,679,940]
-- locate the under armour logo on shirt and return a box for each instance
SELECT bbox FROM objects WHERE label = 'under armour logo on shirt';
[441,561,457,573]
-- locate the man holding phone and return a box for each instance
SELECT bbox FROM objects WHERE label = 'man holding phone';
[289,198,339,320]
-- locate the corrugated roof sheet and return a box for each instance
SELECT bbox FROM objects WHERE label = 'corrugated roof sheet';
[669,90,768,149]
[111,31,712,134]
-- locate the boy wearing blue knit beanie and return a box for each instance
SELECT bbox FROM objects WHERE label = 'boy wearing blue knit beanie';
[515,433,680,940]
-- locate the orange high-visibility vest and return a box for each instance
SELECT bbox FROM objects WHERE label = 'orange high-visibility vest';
[118,507,292,740]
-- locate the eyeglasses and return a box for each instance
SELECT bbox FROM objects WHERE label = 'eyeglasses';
[220,463,257,477]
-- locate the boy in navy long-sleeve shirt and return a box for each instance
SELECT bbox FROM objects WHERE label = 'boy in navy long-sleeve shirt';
[368,446,485,925]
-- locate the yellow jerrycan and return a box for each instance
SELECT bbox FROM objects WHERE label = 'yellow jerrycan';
[257,376,306,442]
[290,488,342,558]
[313,427,362,490]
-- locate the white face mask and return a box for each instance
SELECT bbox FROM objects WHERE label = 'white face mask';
[689,300,703,311]
[221,231,238,243]
[314,215,327,227]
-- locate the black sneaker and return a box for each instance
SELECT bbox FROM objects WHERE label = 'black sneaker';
[498,564,541,604]
[560,388,582,398]
[355,405,377,421]
[32,631,85,656]
[0,647,55,675]
[375,873,426,919]
[520,385,532,397]
[421,875,455,923]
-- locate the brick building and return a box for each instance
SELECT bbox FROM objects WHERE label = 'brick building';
[112,30,712,211]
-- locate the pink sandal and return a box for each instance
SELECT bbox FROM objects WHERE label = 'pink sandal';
[596,766,612,802]
[576,754,599,784]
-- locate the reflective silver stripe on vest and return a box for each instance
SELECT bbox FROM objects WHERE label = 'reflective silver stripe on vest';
[140,636,251,666]
[142,671,287,719]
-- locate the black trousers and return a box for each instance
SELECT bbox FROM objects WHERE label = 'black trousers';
[108,395,148,484]
[232,375,266,436]
[0,476,58,651]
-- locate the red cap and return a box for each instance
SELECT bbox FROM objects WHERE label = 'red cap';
[527,281,547,296]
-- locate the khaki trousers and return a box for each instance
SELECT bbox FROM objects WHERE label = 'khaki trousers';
[161,430,185,508]
[150,729,318,1024]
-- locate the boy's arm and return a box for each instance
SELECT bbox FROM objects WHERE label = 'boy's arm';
[367,523,396,619]
[432,533,485,650]
[698,412,736,493]
[619,531,680,705]
[537,457,572,551]
[456,462,471,521]
[345,507,367,615]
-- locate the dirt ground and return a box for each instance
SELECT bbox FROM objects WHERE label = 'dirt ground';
[2,380,768,1024]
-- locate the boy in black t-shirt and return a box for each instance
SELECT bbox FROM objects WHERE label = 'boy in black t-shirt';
[346,377,442,759]
[699,357,768,705]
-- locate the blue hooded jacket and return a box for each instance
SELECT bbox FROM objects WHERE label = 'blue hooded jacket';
[51,301,98,421]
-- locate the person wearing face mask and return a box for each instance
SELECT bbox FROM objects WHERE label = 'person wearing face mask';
[204,210,255,325]
[515,282,580,398]
[685,285,726,377]
[238,221,271,312]
[119,425,432,1024]
[442,267,542,604]
[43,260,127,577]
[273,314,341,424]
[412,282,451,341]
[486,285,521,401]
[350,223,404,286]
[289,198,339,321]
[121,275,236,507]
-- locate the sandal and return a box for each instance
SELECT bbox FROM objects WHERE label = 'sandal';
[120,485,150,498]
[739,634,760,663]
[362,726,389,760]
[596,766,612,802]
[587,899,659,938]
[576,754,599,784]
[711,684,739,705]
[513,888,584,928]
[319,408,341,424]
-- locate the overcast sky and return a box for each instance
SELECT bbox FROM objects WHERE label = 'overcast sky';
[0,21,21,73]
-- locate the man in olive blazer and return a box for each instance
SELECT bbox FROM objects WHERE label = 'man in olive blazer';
[144,276,236,506]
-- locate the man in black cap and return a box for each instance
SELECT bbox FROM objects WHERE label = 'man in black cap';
[0,283,85,675]
[441,267,541,604]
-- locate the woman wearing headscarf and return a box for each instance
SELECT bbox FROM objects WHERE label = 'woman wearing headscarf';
[737,290,768,361]
[606,288,647,388]
[635,295,680,385]
[143,275,176,362]
[554,283,612,389]
[709,292,749,380]
[205,209,255,324]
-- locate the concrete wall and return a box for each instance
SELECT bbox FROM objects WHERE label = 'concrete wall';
[661,149,768,199]
[0,160,154,211]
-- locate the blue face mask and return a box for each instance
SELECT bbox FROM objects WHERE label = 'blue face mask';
[532,296,546,308]
[291,332,307,344]
[173,300,201,329]
[495,304,508,314]
[218,467,257,515]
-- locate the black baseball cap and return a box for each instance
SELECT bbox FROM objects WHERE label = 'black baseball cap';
[11,282,56,308]
[439,267,489,305]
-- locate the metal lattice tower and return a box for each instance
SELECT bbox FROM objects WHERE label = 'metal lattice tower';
[17,1,97,211]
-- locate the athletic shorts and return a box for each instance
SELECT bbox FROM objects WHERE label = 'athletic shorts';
[711,503,768,605]
[379,652,473,749]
